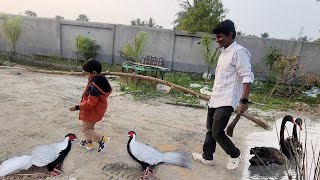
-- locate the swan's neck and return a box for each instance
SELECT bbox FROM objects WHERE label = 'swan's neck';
[292,124,298,140]
[279,120,287,141]
[279,119,293,159]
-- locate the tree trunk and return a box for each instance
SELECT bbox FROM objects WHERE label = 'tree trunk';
[13,43,16,53]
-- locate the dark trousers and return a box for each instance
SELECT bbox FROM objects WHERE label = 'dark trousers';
[202,106,240,160]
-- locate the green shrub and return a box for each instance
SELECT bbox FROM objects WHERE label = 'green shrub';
[75,35,100,60]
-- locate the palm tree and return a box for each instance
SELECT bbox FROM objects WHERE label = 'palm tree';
[146,17,162,28]
[261,32,270,38]
[130,18,146,26]
[130,17,162,28]
[120,32,149,62]
[24,10,37,17]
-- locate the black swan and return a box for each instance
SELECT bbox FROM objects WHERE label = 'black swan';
[284,118,303,157]
[249,115,302,166]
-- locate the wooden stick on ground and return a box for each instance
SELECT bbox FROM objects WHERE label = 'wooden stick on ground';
[25,68,271,130]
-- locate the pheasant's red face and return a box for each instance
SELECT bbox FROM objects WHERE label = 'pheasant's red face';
[128,131,135,137]
[67,134,77,141]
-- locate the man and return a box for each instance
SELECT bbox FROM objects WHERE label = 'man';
[192,19,254,170]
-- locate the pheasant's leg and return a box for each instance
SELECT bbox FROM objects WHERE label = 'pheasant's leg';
[49,171,59,177]
[54,168,64,176]
[49,168,63,177]
[53,168,63,174]
[142,167,152,180]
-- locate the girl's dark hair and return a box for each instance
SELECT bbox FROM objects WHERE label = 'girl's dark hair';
[212,19,236,39]
[82,59,102,74]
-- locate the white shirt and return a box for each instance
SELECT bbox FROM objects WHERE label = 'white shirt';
[208,41,254,110]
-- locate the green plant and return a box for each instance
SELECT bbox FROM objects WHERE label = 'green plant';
[0,14,23,53]
[200,34,220,78]
[75,35,100,60]
[262,46,283,81]
[120,31,148,62]
[268,55,301,98]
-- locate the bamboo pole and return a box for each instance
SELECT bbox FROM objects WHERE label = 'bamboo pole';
[26,69,271,130]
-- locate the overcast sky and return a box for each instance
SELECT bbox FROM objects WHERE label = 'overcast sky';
[0,0,319,40]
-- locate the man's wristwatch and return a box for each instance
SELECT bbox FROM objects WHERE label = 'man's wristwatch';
[240,98,249,104]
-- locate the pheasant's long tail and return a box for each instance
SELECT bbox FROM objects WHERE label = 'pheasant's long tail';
[0,155,32,177]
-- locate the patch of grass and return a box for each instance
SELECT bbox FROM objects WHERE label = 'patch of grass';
[250,80,320,110]
[34,55,123,72]
[34,55,78,66]
[0,53,122,72]
[164,72,211,87]
[0,53,9,64]
[250,93,291,111]
[119,71,211,105]
[163,72,212,105]
[119,77,164,100]
[169,93,200,105]
[102,64,122,72]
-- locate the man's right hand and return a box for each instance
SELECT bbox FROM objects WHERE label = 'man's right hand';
[236,103,248,114]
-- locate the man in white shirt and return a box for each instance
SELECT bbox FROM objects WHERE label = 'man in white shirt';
[192,19,254,170]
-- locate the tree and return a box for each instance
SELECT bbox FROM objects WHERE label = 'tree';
[130,17,162,28]
[173,0,227,34]
[247,34,258,38]
[0,14,23,53]
[236,31,245,36]
[261,32,270,38]
[298,36,309,42]
[200,34,220,78]
[76,14,89,21]
[120,32,149,62]
[131,18,145,26]
[24,10,37,17]
[55,15,64,20]
[289,37,297,41]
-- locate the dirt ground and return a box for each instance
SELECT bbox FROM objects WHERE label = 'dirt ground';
[0,67,272,180]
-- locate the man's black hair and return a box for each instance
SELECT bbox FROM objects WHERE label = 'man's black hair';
[82,59,102,74]
[212,19,236,39]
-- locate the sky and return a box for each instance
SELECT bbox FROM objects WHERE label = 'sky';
[0,0,319,40]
